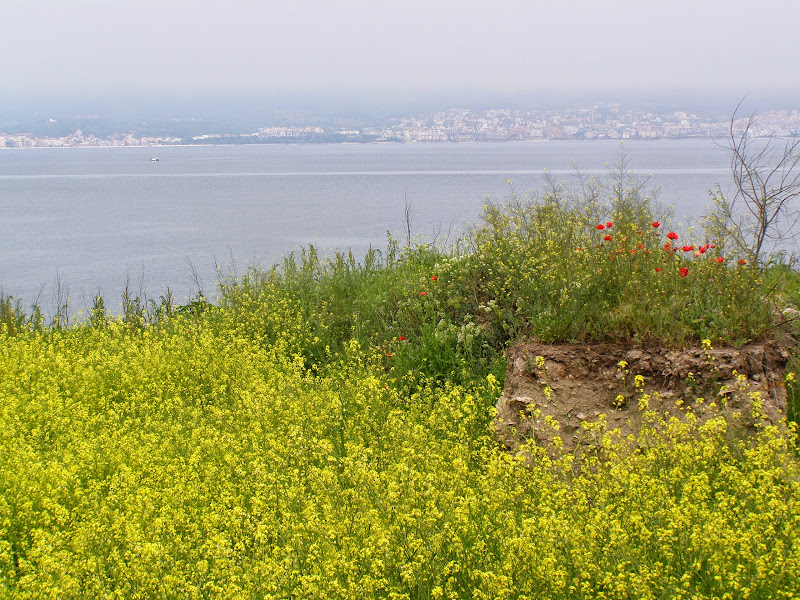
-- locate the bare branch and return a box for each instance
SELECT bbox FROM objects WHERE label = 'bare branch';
[724,102,800,264]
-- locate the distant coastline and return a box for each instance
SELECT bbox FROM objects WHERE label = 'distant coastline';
[3,104,797,149]
[0,136,794,151]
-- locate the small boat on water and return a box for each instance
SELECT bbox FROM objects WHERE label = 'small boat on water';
[150,157,160,162]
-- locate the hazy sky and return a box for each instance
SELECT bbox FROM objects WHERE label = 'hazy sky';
[3,0,799,110]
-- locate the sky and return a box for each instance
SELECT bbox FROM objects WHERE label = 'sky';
[2,0,799,116]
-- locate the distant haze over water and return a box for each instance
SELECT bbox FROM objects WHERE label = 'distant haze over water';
[1,140,732,314]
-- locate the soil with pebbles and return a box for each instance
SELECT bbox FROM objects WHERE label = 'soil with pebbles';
[495,341,791,452]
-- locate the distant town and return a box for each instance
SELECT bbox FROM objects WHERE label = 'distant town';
[2,104,799,148]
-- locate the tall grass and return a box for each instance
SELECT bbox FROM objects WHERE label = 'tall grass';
[211,163,788,396]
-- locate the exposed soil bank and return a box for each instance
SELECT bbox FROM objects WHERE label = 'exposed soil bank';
[496,341,790,452]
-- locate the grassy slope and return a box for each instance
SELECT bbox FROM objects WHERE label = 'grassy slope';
[2,185,800,598]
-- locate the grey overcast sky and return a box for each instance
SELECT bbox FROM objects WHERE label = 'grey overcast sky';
[2,0,799,107]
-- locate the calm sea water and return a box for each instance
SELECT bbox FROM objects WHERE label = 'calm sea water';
[0,140,732,312]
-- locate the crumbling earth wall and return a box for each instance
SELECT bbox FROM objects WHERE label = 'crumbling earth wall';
[495,341,790,452]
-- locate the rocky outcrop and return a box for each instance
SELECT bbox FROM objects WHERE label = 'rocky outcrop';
[495,341,790,452]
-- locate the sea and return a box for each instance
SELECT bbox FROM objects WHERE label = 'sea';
[0,139,733,314]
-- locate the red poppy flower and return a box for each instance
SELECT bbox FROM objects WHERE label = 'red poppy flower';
[738,258,747,265]
[604,235,613,241]
[652,221,661,228]
[663,242,672,251]
[716,256,724,263]
[431,275,437,281]
[682,245,695,252]
[710,244,716,249]
[698,246,707,254]
[386,353,392,358]
[636,230,643,235]
[637,244,644,250]
[667,231,678,240]
[655,267,661,272]
[399,336,406,341]
[596,224,605,230]
[680,267,689,277]
[606,221,613,228]
[420,291,426,296]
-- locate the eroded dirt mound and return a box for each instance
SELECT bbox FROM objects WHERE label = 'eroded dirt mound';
[495,341,790,452]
